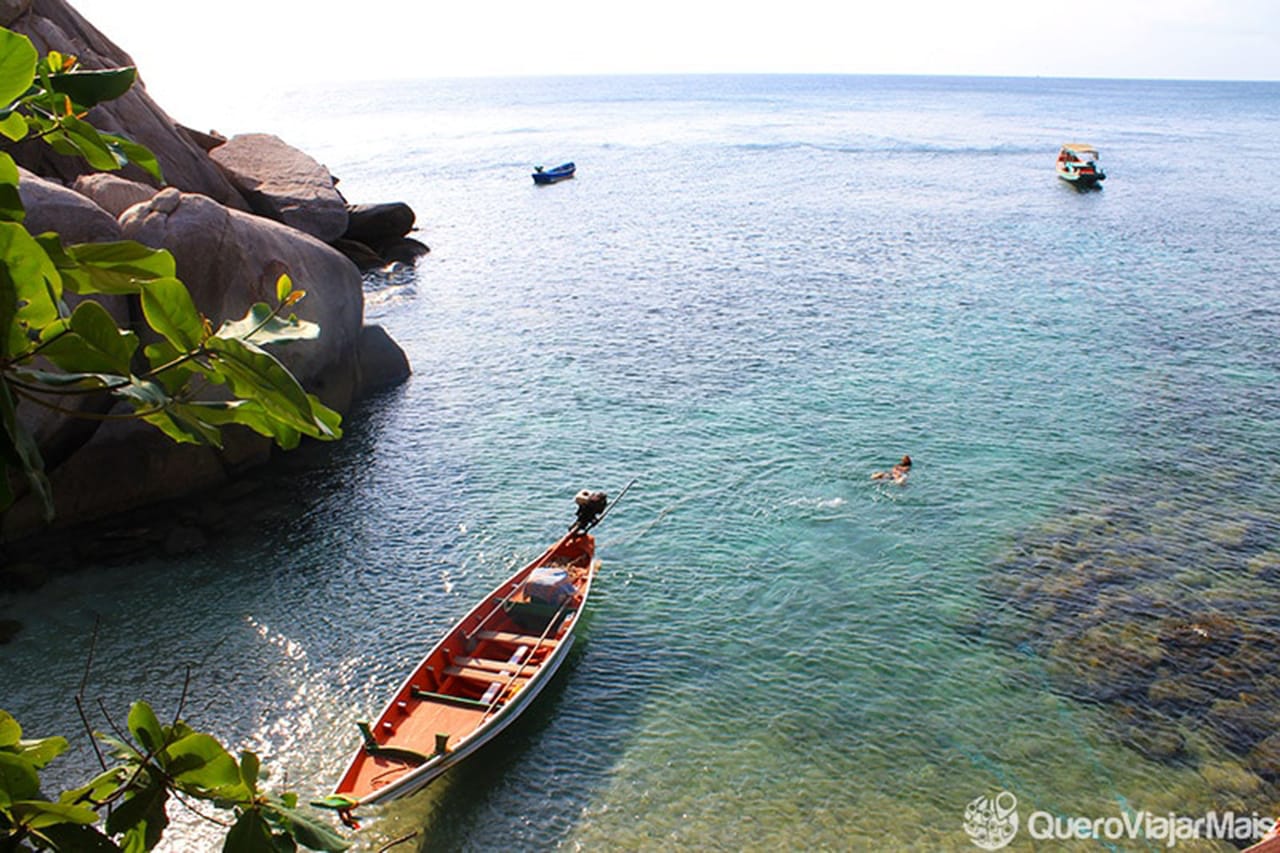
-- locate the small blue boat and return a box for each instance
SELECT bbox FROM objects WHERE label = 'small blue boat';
[532,162,575,185]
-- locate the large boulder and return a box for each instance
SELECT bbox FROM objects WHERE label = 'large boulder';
[0,418,253,539]
[71,173,156,218]
[18,167,121,243]
[0,1,31,26]
[120,188,364,411]
[210,134,349,243]
[7,1,248,210]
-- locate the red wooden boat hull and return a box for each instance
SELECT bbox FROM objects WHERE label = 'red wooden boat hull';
[326,527,599,821]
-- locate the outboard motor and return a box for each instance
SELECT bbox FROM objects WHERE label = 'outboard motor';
[572,489,608,532]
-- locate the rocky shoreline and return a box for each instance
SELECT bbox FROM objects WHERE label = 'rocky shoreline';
[1,0,417,544]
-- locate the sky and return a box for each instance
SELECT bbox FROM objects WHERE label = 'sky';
[66,0,1279,108]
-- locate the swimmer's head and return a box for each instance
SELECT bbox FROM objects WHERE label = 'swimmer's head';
[900,455,912,467]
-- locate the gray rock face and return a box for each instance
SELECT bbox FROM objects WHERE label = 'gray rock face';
[2,1,413,542]
[71,173,157,217]
[120,188,364,412]
[210,134,349,243]
[18,167,122,243]
[0,0,31,27]
[7,1,249,210]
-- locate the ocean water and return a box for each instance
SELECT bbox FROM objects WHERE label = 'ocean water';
[4,74,1280,851]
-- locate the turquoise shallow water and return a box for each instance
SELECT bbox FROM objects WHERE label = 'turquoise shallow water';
[3,75,1280,850]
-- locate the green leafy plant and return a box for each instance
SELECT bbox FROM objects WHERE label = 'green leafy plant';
[0,26,342,520]
[0,705,348,852]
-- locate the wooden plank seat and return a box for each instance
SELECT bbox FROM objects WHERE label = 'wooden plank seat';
[444,664,532,687]
[474,629,560,648]
[452,654,538,674]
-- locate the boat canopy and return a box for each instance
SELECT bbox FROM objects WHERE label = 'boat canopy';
[1061,143,1100,158]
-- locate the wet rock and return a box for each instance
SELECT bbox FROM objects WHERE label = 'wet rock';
[344,202,415,248]
[358,324,412,393]
[380,237,429,266]
[332,238,385,271]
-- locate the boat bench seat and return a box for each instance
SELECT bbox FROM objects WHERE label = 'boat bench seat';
[452,654,534,673]
[444,664,531,688]
[474,629,559,648]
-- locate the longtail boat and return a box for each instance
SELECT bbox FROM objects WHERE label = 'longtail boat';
[1055,143,1106,187]
[532,162,575,184]
[319,489,610,826]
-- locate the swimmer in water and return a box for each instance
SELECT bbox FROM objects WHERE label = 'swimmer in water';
[871,454,912,485]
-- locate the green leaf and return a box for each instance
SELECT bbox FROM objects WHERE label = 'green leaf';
[262,797,351,852]
[102,132,164,184]
[215,302,321,347]
[275,274,292,303]
[56,115,125,171]
[61,765,130,807]
[7,798,99,828]
[164,732,246,799]
[47,66,136,108]
[0,151,22,224]
[140,276,204,352]
[0,111,27,142]
[37,300,138,375]
[113,376,171,412]
[15,735,68,769]
[31,822,121,852]
[0,220,63,358]
[0,751,40,804]
[126,701,165,756]
[0,710,20,747]
[69,299,138,370]
[203,337,324,436]
[105,774,168,852]
[239,750,260,798]
[224,808,293,853]
[180,400,300,449]
[7,367,119,391]
[0,30,37,107]
[64,241,176,296]
[141,406,223,448]
[0,380,53,520]
[308,393,343,441]
[142,340,196,395]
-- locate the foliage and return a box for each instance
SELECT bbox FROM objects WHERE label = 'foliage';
[0,26,342,521]
[0,705,348,852]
